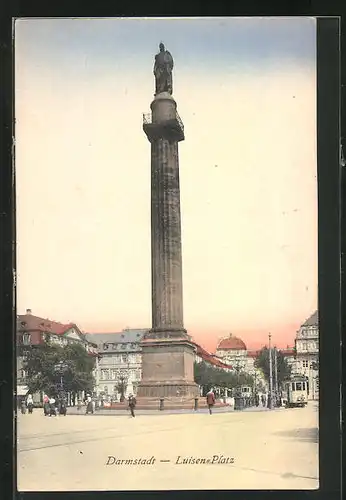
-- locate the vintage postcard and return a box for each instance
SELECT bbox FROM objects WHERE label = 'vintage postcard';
[15,17,319,491]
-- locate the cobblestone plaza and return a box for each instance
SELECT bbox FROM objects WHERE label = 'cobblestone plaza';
[17,402,318,491]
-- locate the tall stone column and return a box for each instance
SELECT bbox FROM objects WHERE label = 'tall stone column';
[150,95,185,336]
[136,50,199,404]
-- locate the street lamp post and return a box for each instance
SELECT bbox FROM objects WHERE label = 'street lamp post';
[234,361,243,411]
[54,361,69,402]
[253,370,258,406]
[274,346,279,406]
[268,334,273,409]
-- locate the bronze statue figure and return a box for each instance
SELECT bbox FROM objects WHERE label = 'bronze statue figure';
[153,43,174,95]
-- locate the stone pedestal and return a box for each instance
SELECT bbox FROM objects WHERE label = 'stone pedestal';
[138,91,199,406]
[137,338,199,399]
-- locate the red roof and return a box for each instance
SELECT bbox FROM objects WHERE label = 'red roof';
[217,334,247,351]
[192,342,233,370]
[280,348,295,356]
[18,313,75,336]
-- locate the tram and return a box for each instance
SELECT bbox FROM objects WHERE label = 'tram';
[240,385,252,399]
[282,375,308,408]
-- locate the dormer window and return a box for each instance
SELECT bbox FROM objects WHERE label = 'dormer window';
[23,333,31,345]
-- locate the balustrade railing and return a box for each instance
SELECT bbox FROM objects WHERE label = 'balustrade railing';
[142,111,184,133]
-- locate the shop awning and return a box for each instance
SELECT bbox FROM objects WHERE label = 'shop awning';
[16,386,29,396]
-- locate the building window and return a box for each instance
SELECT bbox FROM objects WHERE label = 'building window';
[302,360,309,368]
[104,386,108,394]
[101,369,110,380]
[22,333,31,345]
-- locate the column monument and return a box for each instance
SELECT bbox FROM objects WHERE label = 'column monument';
[137,43,199,405]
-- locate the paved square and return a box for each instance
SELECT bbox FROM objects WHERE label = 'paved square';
[17,402,319,491]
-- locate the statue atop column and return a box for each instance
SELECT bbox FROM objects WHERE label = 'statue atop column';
[153,43,174,95]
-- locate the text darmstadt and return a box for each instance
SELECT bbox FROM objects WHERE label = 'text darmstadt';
[106,456,156,466]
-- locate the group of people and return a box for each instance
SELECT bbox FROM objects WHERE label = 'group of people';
[20,394,34,414]
[20,392,138,417]
[206,389,281,413]
[83,393,137,417]
[43,394,67,416]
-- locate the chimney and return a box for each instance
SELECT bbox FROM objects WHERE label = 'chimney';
[26,309,32,315]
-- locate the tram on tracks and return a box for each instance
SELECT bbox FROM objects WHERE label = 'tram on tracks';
[282,375,308,408]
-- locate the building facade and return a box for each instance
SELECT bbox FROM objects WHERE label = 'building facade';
[215,333,267,390]
[193,342,233,370]
[280,347,297,373]
[86,329,147,399]
[294,310,319,400]
[86,330,237,400]
[16,309,99,403]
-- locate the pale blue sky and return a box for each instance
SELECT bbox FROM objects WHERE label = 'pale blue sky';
[16,17,315,71]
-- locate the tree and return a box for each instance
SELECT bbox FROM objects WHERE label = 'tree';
[310,360,319,371]
[23,341,96,398]
[194,361,254,396]
[115,371,128,402]
[254,347,291,388]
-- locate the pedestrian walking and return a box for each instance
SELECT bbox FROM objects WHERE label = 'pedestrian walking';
[26,394,34,414]
[20,399,26,414]
[85,394,93,414]
[206,389,216,415]
[43,394,50,416]
[255,393,260,407]
[128,394,137,417]
[59,398,67,415]
[49,397,57,416]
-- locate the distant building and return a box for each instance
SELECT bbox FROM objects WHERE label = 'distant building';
[215,333,266,389]
[193,342,233,371]
[16,309,98,403]
[294,310,319,399]
[85,329,147,399]
[86,329,235,399]
[280,347,296,372]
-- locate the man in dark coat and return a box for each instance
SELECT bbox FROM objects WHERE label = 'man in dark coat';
[206,389,216,415]
[128,394,137,417]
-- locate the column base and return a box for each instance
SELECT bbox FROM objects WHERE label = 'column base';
[136,380,199,399]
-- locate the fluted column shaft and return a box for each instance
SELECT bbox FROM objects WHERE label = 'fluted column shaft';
[151,138,184,331]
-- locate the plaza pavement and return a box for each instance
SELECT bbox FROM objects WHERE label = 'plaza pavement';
[17,401,319,491]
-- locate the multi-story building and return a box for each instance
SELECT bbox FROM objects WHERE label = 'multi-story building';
[294,310,319,400]
[193,342,233,370]
[215,333,266,389]
[86,330,237,400]
[85,329,147,399]
[16,309,99,404]
[280,347,297,373]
